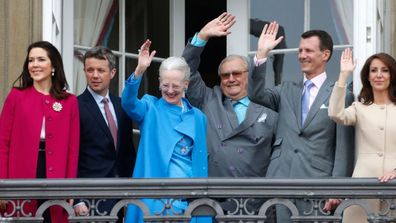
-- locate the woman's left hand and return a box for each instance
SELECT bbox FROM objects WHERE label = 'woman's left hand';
[378,170,396,183]
[323,199,342,212]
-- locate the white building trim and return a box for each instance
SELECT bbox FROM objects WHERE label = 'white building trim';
[227,0,249,56]
[353,0,378,96]
[169,0,185,57]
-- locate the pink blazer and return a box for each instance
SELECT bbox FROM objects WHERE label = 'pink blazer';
[0,86,80,222]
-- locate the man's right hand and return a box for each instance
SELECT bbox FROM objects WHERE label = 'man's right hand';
[257,21,284,59]
[73,202,89,216]
[198,12,236,41]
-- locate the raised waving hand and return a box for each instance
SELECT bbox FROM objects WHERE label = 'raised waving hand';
[198,12,236,41]
[256,21,284,59]
[134,39,157,77]
[338,48,356,86]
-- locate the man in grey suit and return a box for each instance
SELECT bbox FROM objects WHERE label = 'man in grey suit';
[182,13,279,215]
[249,22,355,222]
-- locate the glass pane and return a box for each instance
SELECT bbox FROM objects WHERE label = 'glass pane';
[125,0,169,58]
[109,56,120,96]
[310,0,353,45]
[125,58,161,98]
[74,0,116,47]
[250,0,305,86]
[250,0,352,86]
[250,0,305,51]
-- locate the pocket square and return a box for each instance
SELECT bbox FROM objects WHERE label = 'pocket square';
[257,113,267,123]
[320,104,328,109]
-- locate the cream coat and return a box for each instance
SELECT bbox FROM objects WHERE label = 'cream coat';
[329,82,396,223]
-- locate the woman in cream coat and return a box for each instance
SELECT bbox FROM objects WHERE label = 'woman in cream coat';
[328,48,396,223]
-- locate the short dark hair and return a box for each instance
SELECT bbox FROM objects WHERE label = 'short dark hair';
[358,53,396,105]
[301,30,333,61]
[83,46,116,70]
[13,41,69,100]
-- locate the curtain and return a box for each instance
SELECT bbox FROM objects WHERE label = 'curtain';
[329,0,353,44]
[73,0,114,95]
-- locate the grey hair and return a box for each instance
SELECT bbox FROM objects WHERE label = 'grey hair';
[217,54,250,75]
[84,46,116,70]
[159,56,191,80]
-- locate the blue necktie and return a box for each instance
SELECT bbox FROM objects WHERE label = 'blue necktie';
[301,80,314,124]
[232,101,245,124]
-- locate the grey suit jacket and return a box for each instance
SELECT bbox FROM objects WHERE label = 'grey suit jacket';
[249,62,355,178]
[182,43,278,178]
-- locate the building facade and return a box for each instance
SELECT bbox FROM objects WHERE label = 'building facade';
[1,0,396,109]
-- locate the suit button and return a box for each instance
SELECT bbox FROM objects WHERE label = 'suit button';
[47,116,52,122]
[221,142,225,147]
[378,153,383,157]
[48,167,53,172]
[44,100,50,105]
[379,126,384,130]
[294,149,298,153]
[47,133,53,139]
[47,150,53,155]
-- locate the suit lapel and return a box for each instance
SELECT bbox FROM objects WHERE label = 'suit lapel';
[224,99,239,130]
[175,109,196,140]
[302,78,332,128]
[226,103,263,139]
[81,89,114,141]
[293,81,304,128]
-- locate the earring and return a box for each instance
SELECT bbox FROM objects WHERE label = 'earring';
[51,69,55,76]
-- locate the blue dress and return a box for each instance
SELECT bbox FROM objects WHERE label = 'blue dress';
[121,75,211,223]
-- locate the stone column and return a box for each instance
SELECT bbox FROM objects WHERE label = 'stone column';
[0,0,42,110]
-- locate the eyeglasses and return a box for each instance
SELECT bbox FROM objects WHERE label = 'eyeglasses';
[219,70,248,79]
[160,83,184,92]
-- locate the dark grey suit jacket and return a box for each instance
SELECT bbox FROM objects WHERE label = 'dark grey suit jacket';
[78,89,136,178]
[183,43,278,178]
[249,61,355,223]
[249,62,355,178]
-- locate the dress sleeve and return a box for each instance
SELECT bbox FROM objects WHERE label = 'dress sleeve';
[67,95,80,178]
[0,89,17,178]
[121,74,148,123]
[328,82,357,126]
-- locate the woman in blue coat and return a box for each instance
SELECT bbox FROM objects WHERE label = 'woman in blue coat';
[121,39,210,223]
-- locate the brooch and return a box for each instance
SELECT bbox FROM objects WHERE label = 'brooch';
[180,147,187,154]
[52,102,63,112]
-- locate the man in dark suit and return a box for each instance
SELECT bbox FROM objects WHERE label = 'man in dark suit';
[74,46,136,220]
[182,13,278,216]
[249,22,355,222]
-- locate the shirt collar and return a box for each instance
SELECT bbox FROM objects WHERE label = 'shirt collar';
[87,86,110,104]
[303,72,327,89]
[230,96,250,107]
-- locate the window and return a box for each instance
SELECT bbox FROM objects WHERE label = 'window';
[248,0,353,87]
[73,0,169,97]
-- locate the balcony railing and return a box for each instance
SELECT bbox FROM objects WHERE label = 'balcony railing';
[1,178,396,222]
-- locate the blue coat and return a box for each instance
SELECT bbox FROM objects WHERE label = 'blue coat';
[121,75,210,223]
